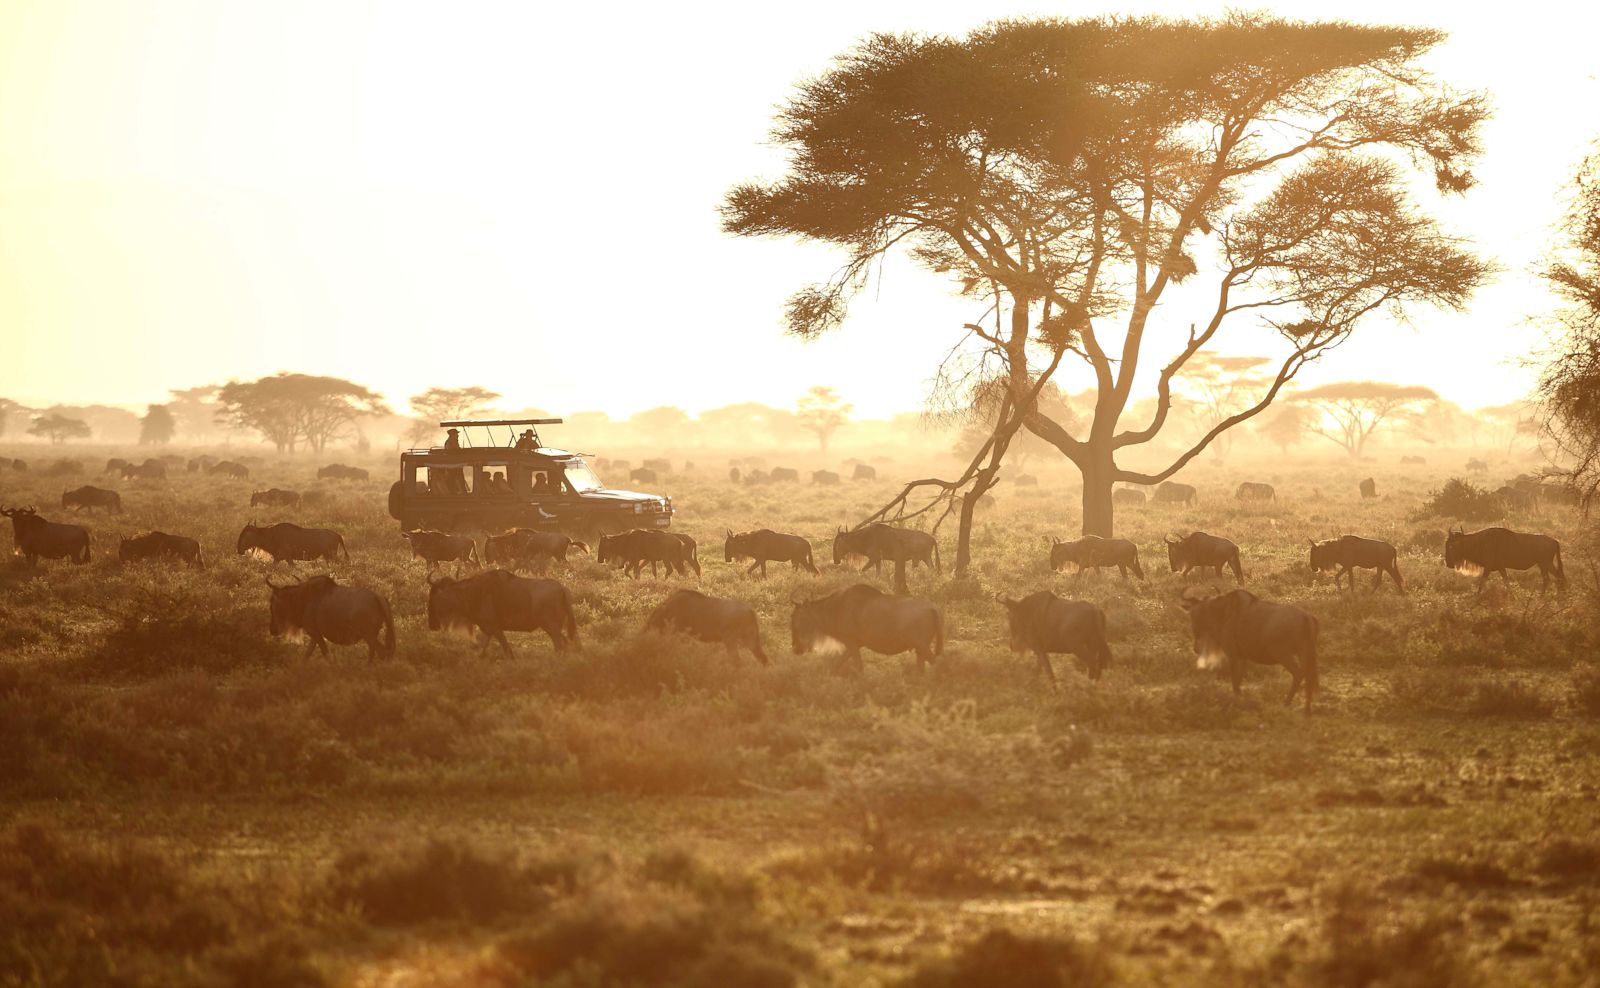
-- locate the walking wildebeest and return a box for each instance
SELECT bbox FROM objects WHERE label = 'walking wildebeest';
[790,584,943,673]
[1466,458,1488,473]
[210,460,250,479]
[1359,478,1377,499]
[852,463,877,481]
[105,457,131,475]
[1,459,25,472]
[1496,485,1536,513]
[1235,482,1276,502]
[267,575,394,660]
[119,531,205,568]
[1308,536,1403,592]
[318,463,370,482]
[237,522,349,564]
[743,469,770,486]
[187,455,217,473]
[402,529,479,572]
[1050,535,1145,580]
[1113,487,1146,506]
[725,529,818,576]
[1,507,90,566]
[728,467,741,483]
[1165,532,1244,582]
[127,459,166,481]
[770,467,799,483]
[645,589,768,663]
[999,591,1112,686]
[1153,481,1198,506]
[597,529,692,579]
[426,569,579,656]
[1179,587,1320,712]
[251,489,301,509]
[483,529,590,572]
[813,470,840,486]
[1013,473,1038,487]
[1444,526,1566,594]
[643,458,672,475]
[630,467,658,484]
[832,523,940,574]
[46,460,83,476]
[61,485,122,514]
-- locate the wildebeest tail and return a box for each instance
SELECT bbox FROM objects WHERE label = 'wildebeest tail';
[933,607,945,657]
[76,532,91,565]
[195,544,207,570]
[933,538,942,574]
[1096,608,1112,669]
[1554,542,1568,588]
[1305,614,1320,700]
[379,595,396,659]
[338,534,350,562]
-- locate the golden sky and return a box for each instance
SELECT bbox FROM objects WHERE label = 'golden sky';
[0,0,1594,419]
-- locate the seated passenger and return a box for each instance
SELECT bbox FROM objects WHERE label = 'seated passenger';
[513,429,537,452]
[532,473,552,495]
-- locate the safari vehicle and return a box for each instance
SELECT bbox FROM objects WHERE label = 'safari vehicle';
[387,418,672,535]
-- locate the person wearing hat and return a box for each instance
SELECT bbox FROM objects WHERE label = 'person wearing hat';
[443,428,461,450]
[513,428,537,453]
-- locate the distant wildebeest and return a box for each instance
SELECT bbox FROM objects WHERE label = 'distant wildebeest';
[1013,473,1038,487]
[1,507,90,566]
[0,458,25,472]
[743,469,769,485]
[237,522,349,564]
[725,529,818,577]
[1444,526,1566,594]
[483,529,589,572]
[645,589,768,663]
[1179,587,1320,712]
[1495,485,1535,512]
[61,485,122,514]
[318,463,370,482]
[728,467,741,483]
[129,459,167,481]
[1465,458,1488,473]
[1153,481,1198,506]
[611,460,632,473]
[630,467,658,484]
[1235,481,1276,502]
[769,467,799,483]
[812,469,840,486]
[186,456,214,473]
[1401,455,1426,465]
[250,488,301,508]
[998,591,1112,685]
[1308,535,1403,593]
[402,529,479,572]
[1050,535,1145,580]
[597,529,692,579]
[426,569,579,656]
[1113,487,1146,506]
[267,574,394,660]
[1539,483,1579,507]
[45,459,84,477]
[852,463,877,481]
[790,583,943,673]
[1165,532,1244,582]
[643,458,672,475]
[832,523,940,574]
[209,460,249,479]
[1359,478,1377,499]
[105,457,131,475]
[119,531,205,568]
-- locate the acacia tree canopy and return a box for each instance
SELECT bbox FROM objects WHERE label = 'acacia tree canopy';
[1291,381,1439,457]
[216,373,389,453]
[29,414,91,444]
[725,13,1489,535]
[1538,141,1600,503]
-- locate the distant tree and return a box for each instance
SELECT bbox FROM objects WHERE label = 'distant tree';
[139,404,177,445]
[1538,142,1600,504]
[629,406,691,445]
[1293,382,1439,458]
[796,387,853,453]
[410,386,502,424]
[167,386,220,442]
[1178,354,1275,460]
[29,414,91,445]
[1255,403,1317,454]
[217,373,389,454]
[0,398,25,439]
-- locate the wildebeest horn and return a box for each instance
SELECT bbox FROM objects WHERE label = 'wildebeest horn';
[264,576,291,590]
[426,571,449,586]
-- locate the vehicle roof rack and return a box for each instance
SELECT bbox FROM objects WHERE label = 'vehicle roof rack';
[438,418,565,449]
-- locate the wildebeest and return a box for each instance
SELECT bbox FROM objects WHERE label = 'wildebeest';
[1,507,90,566]
[725,529,818,576]
[45,459,83,476]
[187,455,217,473]
[267,575,394,660]
[237,522,349,564]
[999,591,1112,685]
[1012,473,1038,487]
[812,469,840,486]
[426,569,579,655]
[1540,483,1579,507]
[1179,587,1320,712]
[105,457,131,474]
[1444,526,1566,594]
[483,529,590,572]
[597,529,692,578]
[671,533,701,577]
[1153,481,1197,506]
[643,458,672,475]
[1359,478,1377,499]
[790,583,943,673]
[119,531,205,568]
[210,460,250,479]
[0,458,25,472]
[318,463,370,482]
[645,589,768,663]
[1165,532,1244,582]
[852,463,877,481]
[728,467,741,483]
[770,467,799,483]
[1235,482,1276,502]
[1401,455,1426,465]
[250,488,302,508]
[1466,458,1488,473]
[743,469,769,485]
[1496,485,1536,512]
[832,523,940,573]
[611,459,631,473]
[1050,535,1145,580]
[61,485,122,514]
[630,467,658,484]
[1113,487,1146,506]
[128,459,167,481]
[402,529,479,571]
[1308,535,1403,593]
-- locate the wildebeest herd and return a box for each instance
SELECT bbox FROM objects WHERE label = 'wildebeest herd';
[0,463,1577,714]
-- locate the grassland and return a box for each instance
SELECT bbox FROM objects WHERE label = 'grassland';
[1,445,1598,987]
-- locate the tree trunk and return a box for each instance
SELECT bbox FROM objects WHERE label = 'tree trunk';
[1081,453,1115,537]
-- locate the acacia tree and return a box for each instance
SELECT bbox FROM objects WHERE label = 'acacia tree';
[29,414,90,444]
[1538,140,1600,504]
[410,386,501,423]
[797,387,853,452]
[1293,381,1438,458]
[139,404,176,445]
[1178,354,1273,460]
[1255,402,1316,454]
[0,399,26,439]
[217,373,388,453]
[725,14,1489,536]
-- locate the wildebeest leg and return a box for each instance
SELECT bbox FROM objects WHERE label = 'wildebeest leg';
[848,647,865,675]
[489,629,514,658]
[1230,662,1244,695]
[1370,569,1383,592]
[1035,650,1058,688]
[746,559,762,576]
[1284,659,1303,705]
[303,639,319,660]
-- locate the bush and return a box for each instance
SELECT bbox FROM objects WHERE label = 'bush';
[325,837,573,926]
[1411,478,1503,523]
[1571,668,1600,717]
[1304,885,1478,987]
[900,929,1112,988]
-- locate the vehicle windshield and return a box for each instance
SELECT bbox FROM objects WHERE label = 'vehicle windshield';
[562,460,604,492]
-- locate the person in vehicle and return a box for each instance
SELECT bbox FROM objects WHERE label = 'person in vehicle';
[532,472,553,495]
[514,429,537,452]
[443,428,461,450]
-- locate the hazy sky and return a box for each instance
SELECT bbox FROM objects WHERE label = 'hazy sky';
[0,0,1595,419]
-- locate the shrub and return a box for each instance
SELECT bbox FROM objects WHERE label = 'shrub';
[325,837,573,926]
[1411,478,1503,523]
[899,929,1112,988]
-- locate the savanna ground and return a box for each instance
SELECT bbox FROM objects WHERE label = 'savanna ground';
[2,444,1599,987]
